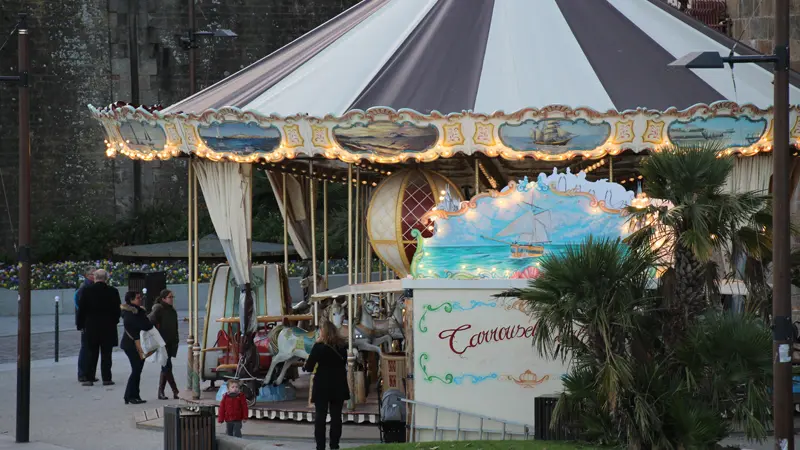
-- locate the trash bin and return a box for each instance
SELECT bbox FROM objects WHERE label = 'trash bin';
[534,395,572,441]
[128,271,166,312]
[163,405,216,450]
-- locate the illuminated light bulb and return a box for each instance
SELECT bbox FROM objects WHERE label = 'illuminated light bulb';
[710,234,717,240]
[630,192,650,209]
[419,264,424,268]
[491,267,496,272]
[371,182,377,187]
[440,190,446,195]
[461,265,466,269]
[387,171,392,175]
[637,175,643,179]
[427,225,434,231]
[439,195,445,201]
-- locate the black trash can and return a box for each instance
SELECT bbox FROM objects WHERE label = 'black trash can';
[128,271,166,312]
[534,395,573,441]
[163,405,216,450]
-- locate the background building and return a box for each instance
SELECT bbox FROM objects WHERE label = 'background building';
[0,0,358,259]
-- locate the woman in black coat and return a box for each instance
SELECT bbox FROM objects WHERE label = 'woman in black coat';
[303,320,350,450]
[120,291,154,405]
[149,289,180,400]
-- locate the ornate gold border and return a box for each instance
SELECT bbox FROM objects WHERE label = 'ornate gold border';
[90,102,794,164]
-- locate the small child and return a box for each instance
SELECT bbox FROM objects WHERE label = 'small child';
[217,379,248,437]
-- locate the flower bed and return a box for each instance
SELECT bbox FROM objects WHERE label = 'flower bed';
[0,259,358,290]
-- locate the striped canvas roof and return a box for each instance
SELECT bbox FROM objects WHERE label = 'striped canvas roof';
[165,0,800,117]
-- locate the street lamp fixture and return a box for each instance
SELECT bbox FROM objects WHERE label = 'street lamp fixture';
[178,28,238,51]
[669,50,779,69]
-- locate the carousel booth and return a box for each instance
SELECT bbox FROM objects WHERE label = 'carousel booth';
[90,0,800,441]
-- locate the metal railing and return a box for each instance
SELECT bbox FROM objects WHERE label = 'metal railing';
[403,398,532,442]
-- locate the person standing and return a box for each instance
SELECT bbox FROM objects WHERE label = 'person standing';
[149,289,180,399]
[75,266,96,383]
[120,291,153,404]
[217,379,248,437]
[77,269,121,386]
[303,320,350,450]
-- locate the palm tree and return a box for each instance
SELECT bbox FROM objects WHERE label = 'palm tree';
[625,143,766,343]
[500,238,659,415]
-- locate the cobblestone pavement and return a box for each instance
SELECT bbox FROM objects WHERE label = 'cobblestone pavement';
[0,312,204,364]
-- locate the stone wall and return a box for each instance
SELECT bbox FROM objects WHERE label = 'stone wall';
[0,0,359,260]
[725,0,800,71]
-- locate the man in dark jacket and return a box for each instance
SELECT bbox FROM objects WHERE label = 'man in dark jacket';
[77,269,121,386]
[75,266,96,383]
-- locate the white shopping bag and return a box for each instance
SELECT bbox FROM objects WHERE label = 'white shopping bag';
[140,328,165,355]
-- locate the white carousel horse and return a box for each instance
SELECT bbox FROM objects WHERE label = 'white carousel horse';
[329,296,404,354]
[263,325,318,386]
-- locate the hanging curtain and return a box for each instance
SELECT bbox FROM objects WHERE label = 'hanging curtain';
[267,171,312,259]
[194,160,255,336]
[724,154,772,194]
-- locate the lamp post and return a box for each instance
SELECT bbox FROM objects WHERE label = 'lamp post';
[670,1,792,447]
[0,12,30,444]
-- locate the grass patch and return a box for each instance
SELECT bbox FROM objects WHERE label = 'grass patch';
[354,441,607,450]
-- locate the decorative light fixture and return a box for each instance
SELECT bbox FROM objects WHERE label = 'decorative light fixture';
[630,183,650,209]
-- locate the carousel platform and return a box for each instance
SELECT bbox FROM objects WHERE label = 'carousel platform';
[134,406,380,442]
[178,374,380,424]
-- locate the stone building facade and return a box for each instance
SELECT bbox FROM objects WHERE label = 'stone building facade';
[0,0,358,259]
[725,0,800,70]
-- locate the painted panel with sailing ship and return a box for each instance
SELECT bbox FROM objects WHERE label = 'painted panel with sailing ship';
[118,121,168,152]
[667,116,768,148]
[411,170,633,280]
[198,122,281,155]
[499,119,611,154]
[332,121,438,157]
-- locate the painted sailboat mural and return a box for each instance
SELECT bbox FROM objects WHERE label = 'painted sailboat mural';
[482,204,552,258]
[530,122,575,146]
[411,170,635,280]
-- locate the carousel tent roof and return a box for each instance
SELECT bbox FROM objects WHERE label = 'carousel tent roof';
[113,234,296,259]
[167,0,800,117]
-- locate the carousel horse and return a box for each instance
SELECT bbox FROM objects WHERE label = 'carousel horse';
[329,296,404,354]
[263,324,319,386]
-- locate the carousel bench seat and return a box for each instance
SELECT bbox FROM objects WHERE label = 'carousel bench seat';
[213,364,238,372]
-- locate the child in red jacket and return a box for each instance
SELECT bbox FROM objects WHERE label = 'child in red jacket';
[218,379,248,437]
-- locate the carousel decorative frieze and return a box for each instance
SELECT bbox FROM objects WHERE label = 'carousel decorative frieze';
[89,102,797,163]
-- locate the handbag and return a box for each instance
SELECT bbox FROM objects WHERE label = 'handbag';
[125,329,156,360]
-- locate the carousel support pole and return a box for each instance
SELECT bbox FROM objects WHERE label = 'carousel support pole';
[283,172,289,274]
[609,156,613,183]
[192,166,201,400]
[347,164,356,411]
[474,158,480,195]
[310,161,319,325]
[186,159,195,392]
[355,168,361,285]
[323,180,329,288]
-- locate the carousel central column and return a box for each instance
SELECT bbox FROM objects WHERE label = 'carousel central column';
[192,166,201,399]
[346,164,355,411]
[186,159,195,392]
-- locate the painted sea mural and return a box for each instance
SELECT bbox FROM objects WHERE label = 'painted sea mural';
[199,122,281,155]
[667,116,768,148]
[119,121,168,152]
[411,169,634,280]
[499,119,612,154]
[333,121,438,156]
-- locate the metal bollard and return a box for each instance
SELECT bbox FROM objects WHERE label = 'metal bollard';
[54,296,59,362]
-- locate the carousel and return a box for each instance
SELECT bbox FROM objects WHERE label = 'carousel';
[89,0,800,440]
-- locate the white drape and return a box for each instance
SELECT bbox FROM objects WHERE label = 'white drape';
[724,154,772,194]
[194,160,255,334]
[267,171,312,259]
